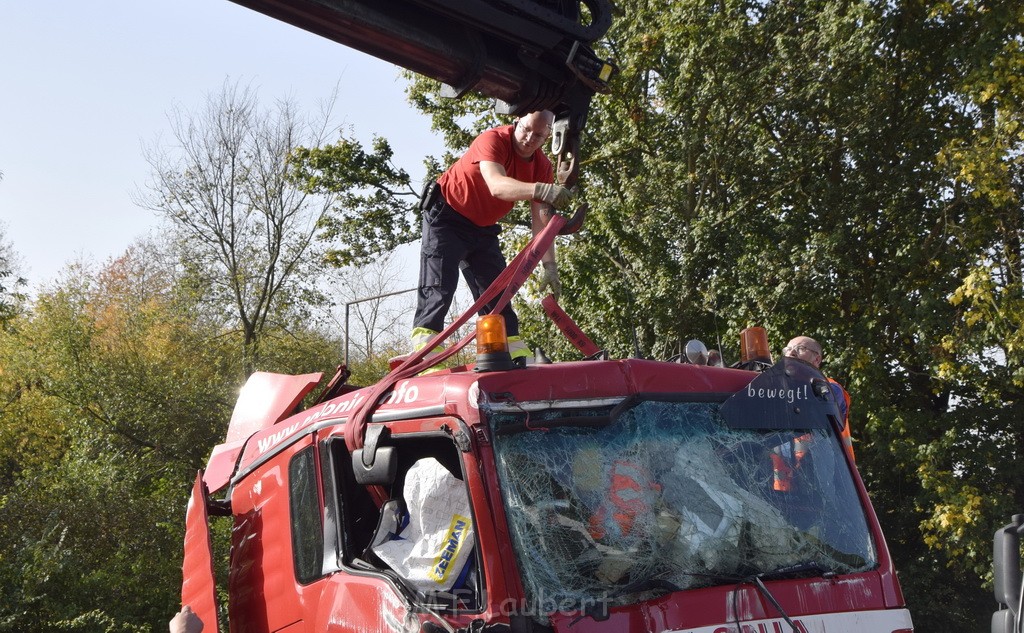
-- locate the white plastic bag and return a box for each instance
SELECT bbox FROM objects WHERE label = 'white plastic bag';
[373,458,475,595]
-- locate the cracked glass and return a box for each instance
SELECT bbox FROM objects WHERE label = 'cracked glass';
[488,398,876,615]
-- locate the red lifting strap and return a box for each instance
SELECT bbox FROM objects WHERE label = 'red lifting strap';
[344,213,567,454]
[541,294,600,356]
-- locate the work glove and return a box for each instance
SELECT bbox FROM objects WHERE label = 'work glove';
[538,261,562,300]
[533,182,572,209]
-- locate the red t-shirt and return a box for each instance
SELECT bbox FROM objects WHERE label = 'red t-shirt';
[438,124,554,227]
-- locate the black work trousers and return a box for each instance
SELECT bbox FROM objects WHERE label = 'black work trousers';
[413,193,519,336]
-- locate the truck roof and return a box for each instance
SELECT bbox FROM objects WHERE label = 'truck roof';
[206,359,756,492]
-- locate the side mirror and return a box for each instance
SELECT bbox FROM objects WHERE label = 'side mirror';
[992,514,1023,633]
[685,339,709,365]
[352,446,397,485]
[352,425,397,485]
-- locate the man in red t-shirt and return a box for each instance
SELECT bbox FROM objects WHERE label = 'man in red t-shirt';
[411,110,572,362]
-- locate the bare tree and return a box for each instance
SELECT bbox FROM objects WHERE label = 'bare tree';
[137,80,338,375]
[330,251,415,362]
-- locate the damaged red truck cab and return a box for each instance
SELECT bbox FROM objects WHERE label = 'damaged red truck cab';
[182,346,914,632]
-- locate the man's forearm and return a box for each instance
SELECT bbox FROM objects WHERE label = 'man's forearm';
[482,171,537,202]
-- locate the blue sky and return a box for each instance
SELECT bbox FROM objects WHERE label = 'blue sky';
[0,0,443,289]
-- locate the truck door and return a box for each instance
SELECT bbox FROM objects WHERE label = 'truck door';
[311,422,485,632]
[305,430,399,632]
[229,434,328,632]
[181,472,220,632]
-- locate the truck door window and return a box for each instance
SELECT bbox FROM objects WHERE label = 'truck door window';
[326,433,483,613]
[289,445,324,584]
[326,441,385,563]
[370,457,477,604]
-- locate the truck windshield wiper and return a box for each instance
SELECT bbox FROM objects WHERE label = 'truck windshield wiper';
[742,576,798,633]
[730,562,834,633]
[756,560,836,581]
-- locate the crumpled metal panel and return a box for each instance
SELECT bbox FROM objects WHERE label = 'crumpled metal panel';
[181,471,220,632]
[203,372,322,492]
[226,371,322,443]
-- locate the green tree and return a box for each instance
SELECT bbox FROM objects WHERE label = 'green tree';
[0,250,232,630]
[0,241,339,630]
[910,0,1024,614]
[298,0,1020,628]
[290,134,424,267]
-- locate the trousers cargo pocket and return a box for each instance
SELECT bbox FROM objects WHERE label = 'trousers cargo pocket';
[420,253,444,289]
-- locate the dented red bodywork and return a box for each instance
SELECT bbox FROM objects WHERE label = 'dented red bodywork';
[204,372,323,493]
[181,473,219,628]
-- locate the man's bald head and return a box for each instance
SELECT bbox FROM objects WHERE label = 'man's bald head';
[512,110,555,158]
[783,336,823,368]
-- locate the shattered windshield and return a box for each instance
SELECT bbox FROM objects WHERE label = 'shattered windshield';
[488,397,876,613]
